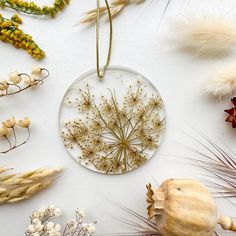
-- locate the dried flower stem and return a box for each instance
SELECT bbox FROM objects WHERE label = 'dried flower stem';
[0,0,70,18]
[0,167,62,204]
[80,0,145,24]
[0,116,31,154]
[0,67,49,97]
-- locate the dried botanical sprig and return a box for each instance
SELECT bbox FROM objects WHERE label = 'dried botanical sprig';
[170,15,236,57]
[80,0,145,24]
[0,167,62,204]
[0,14,45,59]
[224,97,236,128]
[189,135,236,198]
[0,0,70,18]
[61,81,165,174]
[25,206,96,236]
[205,63,236,99]
[0,116,31,154]
[0,66,49,97]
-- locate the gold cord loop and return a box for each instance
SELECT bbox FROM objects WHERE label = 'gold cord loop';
[96,0,113,80]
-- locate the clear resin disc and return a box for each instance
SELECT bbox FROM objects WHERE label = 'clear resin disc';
[59,66,166,175]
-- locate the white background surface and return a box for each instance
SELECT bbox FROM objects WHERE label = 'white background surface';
[1,0,236,235]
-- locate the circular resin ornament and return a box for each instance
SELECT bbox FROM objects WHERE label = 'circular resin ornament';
[59,66,166,175]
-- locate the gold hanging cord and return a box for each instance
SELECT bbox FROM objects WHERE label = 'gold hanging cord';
[96,0,113,80]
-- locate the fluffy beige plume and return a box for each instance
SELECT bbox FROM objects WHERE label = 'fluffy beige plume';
[0,167,62,204]
[170,15,236,57]
[206,63,236,99]
[80,0,145,24]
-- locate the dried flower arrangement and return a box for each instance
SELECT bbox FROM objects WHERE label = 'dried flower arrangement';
[25,206,96,236]
[0,167,62,204]
[0,116,31,154]
[0,14,44,59]
[80,0,145,24]
[0,0,70,18]
[170,15,236,57]
[60,80,165,174]
[0,66,49,97]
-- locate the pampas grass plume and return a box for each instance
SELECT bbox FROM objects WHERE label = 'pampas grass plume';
[206,63,236,99]
[170,15,236,57]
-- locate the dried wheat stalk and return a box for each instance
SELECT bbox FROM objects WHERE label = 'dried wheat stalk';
[0,167,62,204]
[80,0,145,24]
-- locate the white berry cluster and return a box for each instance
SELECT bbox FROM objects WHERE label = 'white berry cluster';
[25,206,96,236]
[0,66,49,97]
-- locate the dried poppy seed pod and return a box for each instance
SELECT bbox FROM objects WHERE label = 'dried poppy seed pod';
[147,179,236,236]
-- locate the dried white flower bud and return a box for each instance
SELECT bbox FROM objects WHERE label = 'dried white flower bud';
[68,219,78,231]
[31,66,42,76]
[0,80,8,90]
[82,223,96,234]
[18,117,31,128]
[46,222,55,231]
[8,72,22,84]
[54,208,62,217]
[28,225,35,233]
[3,116,16,128]
[0,125,8,137]
[77,208,87,218]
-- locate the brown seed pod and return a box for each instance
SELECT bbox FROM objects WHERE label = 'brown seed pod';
[147,179,236,236]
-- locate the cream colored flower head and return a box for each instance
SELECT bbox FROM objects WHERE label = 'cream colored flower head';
[3,116,16,128]
[18,117,31,128]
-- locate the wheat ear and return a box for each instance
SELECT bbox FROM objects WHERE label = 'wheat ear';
[80,0,145,24]
[0,167,62,204]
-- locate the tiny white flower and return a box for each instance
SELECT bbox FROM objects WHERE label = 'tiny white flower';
[46,222,55,231]
[54,208,62,217]
[67,219,78,231]
[28,224,35,233]
[77,208,87,218]
[34,223,44,232]
[84,223,96,234]
[32,218,41,225]
[54,224,61,231]
[37,208,46,217]
[32,211,41,219]
[48,205,55,211]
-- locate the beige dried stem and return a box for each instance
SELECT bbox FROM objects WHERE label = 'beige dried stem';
[80,0,145,24]
[0,167,62,204]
